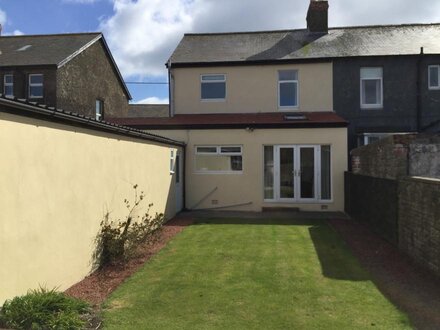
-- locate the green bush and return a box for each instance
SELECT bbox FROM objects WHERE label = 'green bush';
[0,287,89,330]
[94,184,165,268]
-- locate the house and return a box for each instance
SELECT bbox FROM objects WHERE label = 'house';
[111,0,349,212]
[0,32,131,119]
[128,104,170,118]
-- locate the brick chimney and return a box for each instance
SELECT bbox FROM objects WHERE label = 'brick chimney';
[306,0,329,34]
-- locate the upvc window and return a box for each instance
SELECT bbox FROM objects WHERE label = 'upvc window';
[360,67,383,109]
[278,70,299,109]
[95,99,104,121]
[4,74,13,97]
[201,74,226,101]
[358,133,391,146]
[195,145,242,173]
[28,74,43,99]
[170,149,175,173]
[428,65,440,90]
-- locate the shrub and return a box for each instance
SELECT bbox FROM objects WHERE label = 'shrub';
[0,287,89,330]
[94,185,165,268]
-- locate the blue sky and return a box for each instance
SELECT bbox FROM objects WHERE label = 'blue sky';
[1,0,440,104]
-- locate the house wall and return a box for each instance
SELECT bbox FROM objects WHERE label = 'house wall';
[172,62,333,114]
[146,127,347,212]
[57,41,129,118]
[0,66,57,106]
[0,111,180,304]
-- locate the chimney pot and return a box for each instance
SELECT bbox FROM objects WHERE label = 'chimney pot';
[307,0,329,34]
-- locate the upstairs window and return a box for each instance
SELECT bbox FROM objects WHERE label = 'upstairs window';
[95,99,104,121]
[278,70,298,109]
[29,74,43,99]
[195,145,242,174]
[4,74,13,97]
[201,74,226,101]
[428,65,440,90]
[360,67,383,109]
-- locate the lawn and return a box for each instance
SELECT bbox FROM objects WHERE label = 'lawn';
[102,218,411,329]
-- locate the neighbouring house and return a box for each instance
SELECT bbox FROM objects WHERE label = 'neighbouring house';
[110,0,350,212]
[128,104,170,118]
[0,32,131,119]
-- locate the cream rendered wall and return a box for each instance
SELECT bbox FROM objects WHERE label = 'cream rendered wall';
[172,62,333,114]
[146,128,347,212]
[0,112,180,304]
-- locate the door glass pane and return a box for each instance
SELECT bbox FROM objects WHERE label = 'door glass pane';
[300,148,315,199]
[321,146,331,200]
[280,148,294,198]
[175,155,180,183]
[264,146,274,199]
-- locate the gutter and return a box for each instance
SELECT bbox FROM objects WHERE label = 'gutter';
[0,96,185,147]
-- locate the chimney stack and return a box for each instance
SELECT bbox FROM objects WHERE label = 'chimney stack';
[306,0,329,34]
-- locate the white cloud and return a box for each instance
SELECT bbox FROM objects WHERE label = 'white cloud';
[0,8,6,27]
[136,96,169,104]
[12,30,24,36]
[101,0,440,80]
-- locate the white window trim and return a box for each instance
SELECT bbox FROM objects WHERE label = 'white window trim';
[95,99,104,121]
[170,149,175,174]
[278,71,299,110]
[194,145,243,174]
[200,74,226,102]
[428,65,440,90]
[360,68,383,109]
[28,74,43,99]
[4,74,13,97]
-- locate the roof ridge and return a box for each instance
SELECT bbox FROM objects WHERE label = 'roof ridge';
[184,22,440,37]
[0,32,102,38]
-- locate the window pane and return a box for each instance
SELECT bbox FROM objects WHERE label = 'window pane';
[279,82,297,107]
[30,75,43,84]
[30,86,43,98]
[321,146,331,200]
[4,85,13,96]
[279,70,298,81]
[280,148,294,198]
[201,82,226,99]
[220,146,241,154]
[264,146,274,199]
[430,66,439,88]
[195,154,242,172]
[362,79,380,105]
[196,146,217,154]
[175,155,180,183]
[201,75,225,81]
[4,75,13,84]
[361,67,382,79]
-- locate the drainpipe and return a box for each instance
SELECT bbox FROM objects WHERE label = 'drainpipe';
[416,47,424,132]
[182,144,187,211]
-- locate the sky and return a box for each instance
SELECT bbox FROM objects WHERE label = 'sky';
[1,0,440,104]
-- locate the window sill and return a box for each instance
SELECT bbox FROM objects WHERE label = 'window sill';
[194,171,243,175]
[360,105,383,110]
[278,107,299,111]
[201,99,226,103]
[428,86,440,91]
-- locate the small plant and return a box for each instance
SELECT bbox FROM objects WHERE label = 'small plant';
[94,185,164,268]
[0,287,90,330]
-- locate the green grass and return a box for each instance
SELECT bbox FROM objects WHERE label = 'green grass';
[102,218,411,329]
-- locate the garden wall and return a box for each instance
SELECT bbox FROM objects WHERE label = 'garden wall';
[0,111,182,304]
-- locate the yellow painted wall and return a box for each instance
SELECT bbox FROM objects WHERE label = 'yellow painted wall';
[0,112,181,304]
[146,128,347,212]
[172,62,333,114]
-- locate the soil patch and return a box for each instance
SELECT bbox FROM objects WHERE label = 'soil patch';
[329,218,440,330]
[65,216,193,306]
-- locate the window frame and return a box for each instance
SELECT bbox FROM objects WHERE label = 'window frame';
[360,67,383,110]
[194,145,243,174]
[170,149,175,174]
[4,74,13,97]
[28,74,44,99]
[95,99,104,121]
[200,74,226,102]
[428,65,440,90]
[278,70,299,110]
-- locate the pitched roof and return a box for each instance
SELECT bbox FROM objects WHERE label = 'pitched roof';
[108,112,348,130]
[128,104,169,118]
[169,23,440,66]
[0,94,184,147]
[0,32,131,99]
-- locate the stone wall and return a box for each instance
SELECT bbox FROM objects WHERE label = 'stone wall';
[409,135,440,178]
[399,177,440,275]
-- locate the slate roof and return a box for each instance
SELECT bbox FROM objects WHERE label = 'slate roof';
[0,32,131,99]
[128,104,169,118]
[169,23,440,66]
[108,112,348,130]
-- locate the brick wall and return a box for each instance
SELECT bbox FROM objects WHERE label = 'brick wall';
[399,177,440,276]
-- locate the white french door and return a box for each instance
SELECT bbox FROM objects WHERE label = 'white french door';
[274,145,320,202]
